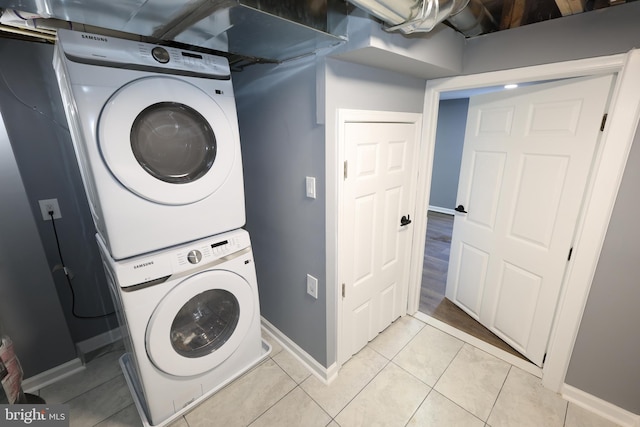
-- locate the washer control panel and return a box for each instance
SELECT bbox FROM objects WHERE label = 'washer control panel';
[175,233,246,268]
[104,229,251,289]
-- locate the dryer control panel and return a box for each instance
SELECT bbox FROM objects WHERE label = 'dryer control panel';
[56,29,231,79]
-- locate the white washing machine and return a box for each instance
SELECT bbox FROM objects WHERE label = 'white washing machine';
[53,29,246,259]
[98,228,269,426]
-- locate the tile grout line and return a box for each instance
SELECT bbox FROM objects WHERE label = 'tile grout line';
[428,338,466,394]
[329,346,396,423]
[403,387,433,427]
[485,364,513,424]
[245,384,300,427]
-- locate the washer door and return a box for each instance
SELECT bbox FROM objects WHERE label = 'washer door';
[146,270,255,377]
[98,76,236,205]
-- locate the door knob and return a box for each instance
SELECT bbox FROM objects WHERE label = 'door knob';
[400,215,412,226]
[454,205,467,213]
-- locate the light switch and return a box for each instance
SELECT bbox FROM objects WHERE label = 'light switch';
[306,176,316,199]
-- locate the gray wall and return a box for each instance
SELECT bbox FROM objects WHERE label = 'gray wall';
[0,38,117,344]
[429,98,468,211]
[565,122,640,413]
[457,4,640,413]
[0,110,76,378]
[233,54,426,367]
[234,56,328,365]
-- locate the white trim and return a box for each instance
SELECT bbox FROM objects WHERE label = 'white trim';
[75,327,123,362]
[562,384,640,427]
[409,50,640,394]
[261,317,338,384]
[428,205,455,216]
[413,311,541,378]
[22,358,84,393]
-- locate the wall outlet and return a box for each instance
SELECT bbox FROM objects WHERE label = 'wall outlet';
[38,198,62,220]
[306,274,318,299]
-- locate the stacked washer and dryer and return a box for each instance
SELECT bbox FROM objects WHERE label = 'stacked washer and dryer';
[53,29,269,426]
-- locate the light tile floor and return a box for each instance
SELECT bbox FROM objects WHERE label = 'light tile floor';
[35,315,621,427]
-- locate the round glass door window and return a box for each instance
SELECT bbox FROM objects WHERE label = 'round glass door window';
[131,102,216,184]
[170,289,239,358]
[98,77,237,205]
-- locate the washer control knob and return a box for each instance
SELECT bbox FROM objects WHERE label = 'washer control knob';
[187,250,202,264]
[151,46,170,64]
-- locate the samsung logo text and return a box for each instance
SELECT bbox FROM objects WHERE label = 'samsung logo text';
[133,261,154,269]
[81,34,108,42]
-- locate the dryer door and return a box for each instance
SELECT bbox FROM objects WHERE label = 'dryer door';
[146,270,255,377]
[98,76,237,206]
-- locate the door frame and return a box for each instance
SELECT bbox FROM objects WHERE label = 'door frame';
[336,109,423,366]
[408,50,640,392]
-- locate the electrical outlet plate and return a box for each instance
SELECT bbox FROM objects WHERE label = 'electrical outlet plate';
[38,198,62,220]
[306,274,318,299]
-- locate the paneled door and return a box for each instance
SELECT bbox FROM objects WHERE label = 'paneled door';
[340,112,421,362]
[446,75,614,366]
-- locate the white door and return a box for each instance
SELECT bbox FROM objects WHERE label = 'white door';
[340,112,421,361]
[446,75,613,366]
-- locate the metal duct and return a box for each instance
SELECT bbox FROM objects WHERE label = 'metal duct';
[347,0,495,36]
[446,0,497,36]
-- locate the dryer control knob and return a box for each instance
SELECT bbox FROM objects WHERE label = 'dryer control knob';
[187,250,202,264]
[151,47,170,64]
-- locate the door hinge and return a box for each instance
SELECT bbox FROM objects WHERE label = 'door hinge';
[343,161,348,179]
[600,113,608,131]
[342,283,346,298]
[567,247,573,261]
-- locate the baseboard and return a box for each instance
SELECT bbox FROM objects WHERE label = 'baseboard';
[428,205,455,216]
[413,311,542,378]
[22,358,84,393]
[562,384,640,427]
[75,327,123,362]
[261,317,338,385]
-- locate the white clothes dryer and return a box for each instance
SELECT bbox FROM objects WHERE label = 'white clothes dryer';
[98,228,269,426]
[54,29,246,259]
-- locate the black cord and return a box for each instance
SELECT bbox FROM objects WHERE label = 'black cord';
[48,211,115,319]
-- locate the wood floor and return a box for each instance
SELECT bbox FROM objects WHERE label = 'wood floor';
[419,211,529,362]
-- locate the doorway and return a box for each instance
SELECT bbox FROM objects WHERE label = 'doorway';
[419,74,614,367]
[405,51,640,391]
